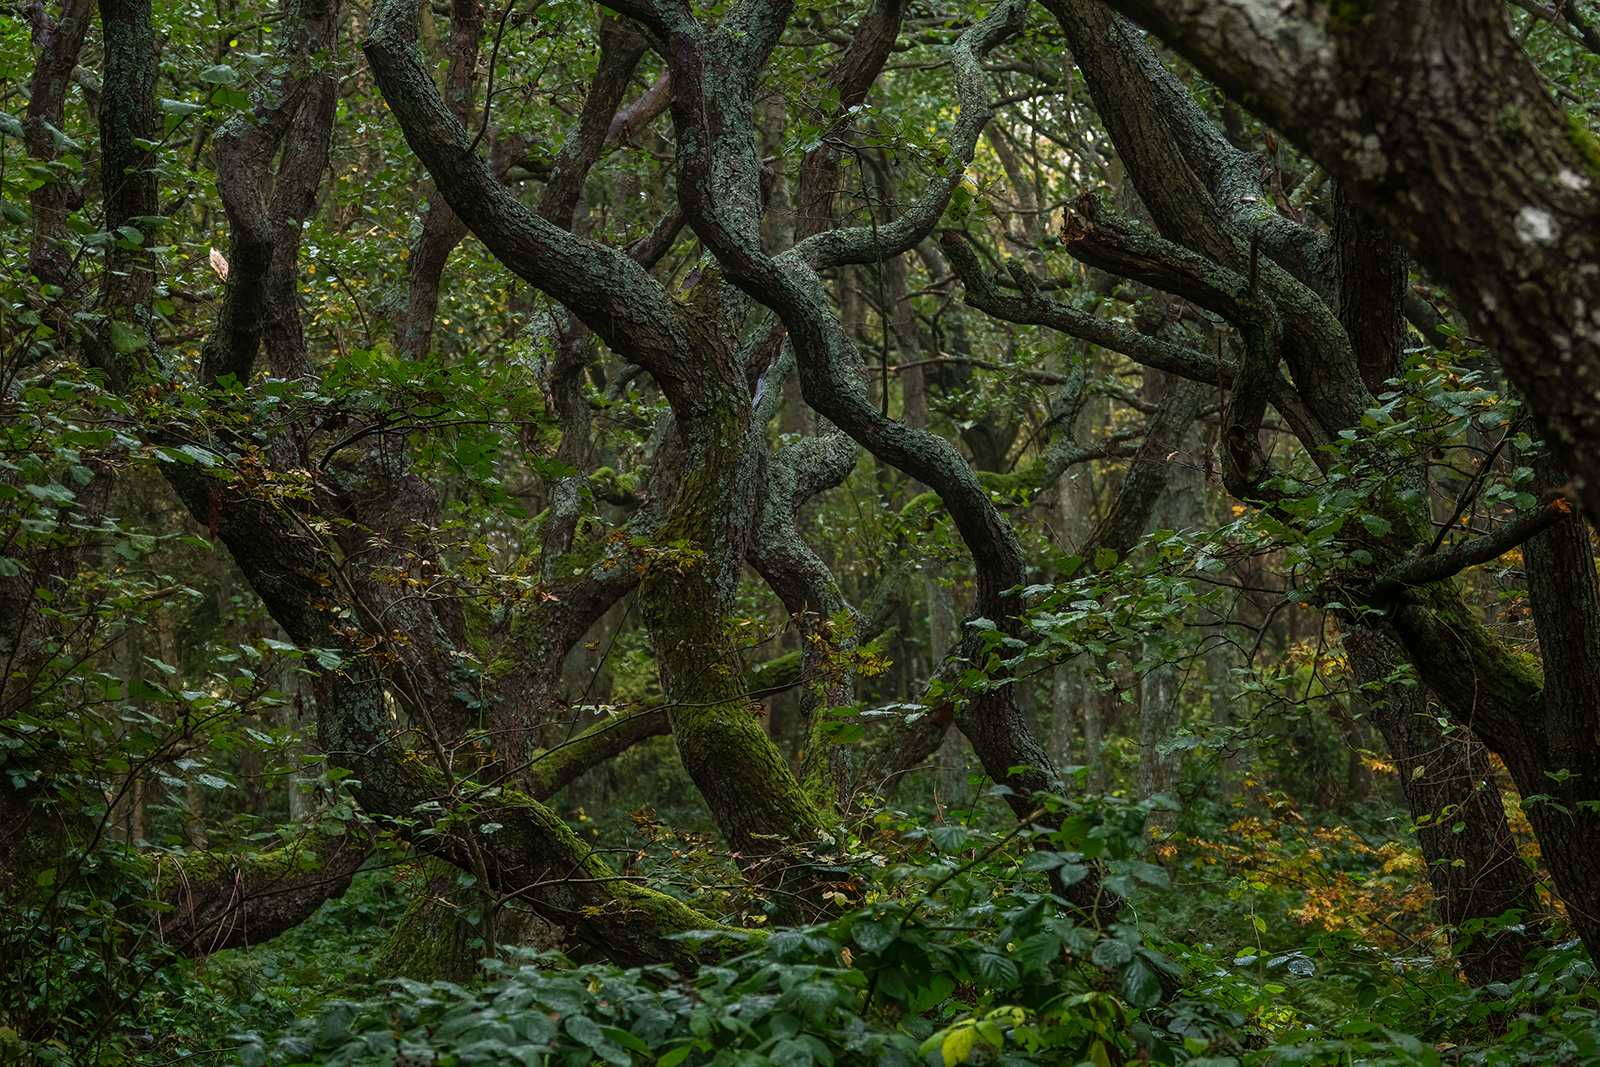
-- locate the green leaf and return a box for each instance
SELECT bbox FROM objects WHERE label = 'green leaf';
[199,64,239,84]
[975,951,1018,987]
[1094,546,1118,571]
[852,918,898,954]
[599,1026,650,1055]
[109,320,148,355]
[1119,958,1162,1008]
[769,1038,815,1067]
[656,1044,695,1067]
[566,1016,629,1065]
[1091,939,1133,967]
[1011,933,1061,974]
[1359,514,1392,537]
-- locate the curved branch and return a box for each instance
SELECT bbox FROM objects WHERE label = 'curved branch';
[363,0,696,400]
[1362,501,1574,604]
[1099,0,1600,523]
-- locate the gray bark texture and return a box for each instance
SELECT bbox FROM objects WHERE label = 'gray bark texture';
[1103,0,1600,526]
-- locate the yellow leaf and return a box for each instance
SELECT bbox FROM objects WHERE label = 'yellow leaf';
[942,1026,975,1067]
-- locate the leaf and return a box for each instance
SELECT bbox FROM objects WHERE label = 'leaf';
[128,678,167,701]
[656,1044,695,1067]
[852,918,898,954]
[565,1016,629,1066]
[1359,514,1392,537]
[199,64,239,84]
[178,444,217,467]
[109,320,148,355]
[929,825,969,852]
[907,972,955,1014]
[1091,939,1133,968]
[1119,958,1162,1008]
[1011,933,1061,974]
[975,952,1018,987]
[1116,859,1171,889]
[941,1025,976,1067]
[1094,546,1118,570]
[598,1026,650,1055]
[1020,851,1067,873]
[769,1038,815,1067]
[162,98,206,116]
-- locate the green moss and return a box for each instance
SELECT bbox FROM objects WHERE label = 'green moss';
[1328,0,1377,32]
[461,599,494,663]
[1420,587,1544,715]
[977,464,1045,501]
[1565,112,1600,175]
[746,650,803,693]
[152,836,327,897]
[588,467,638,505]
[899,490,944,523]
[376,857,483,983]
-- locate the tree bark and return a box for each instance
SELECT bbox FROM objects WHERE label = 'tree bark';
[1343,623,1542,985]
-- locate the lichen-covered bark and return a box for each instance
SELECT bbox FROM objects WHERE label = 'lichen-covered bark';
[199,0,340,385]
[1518,468,1600,961]
[365,0,839,910]
[25,0,96,334]
[94,0,158,391]
[1101,0,1600,526]
[951,0,1599,958]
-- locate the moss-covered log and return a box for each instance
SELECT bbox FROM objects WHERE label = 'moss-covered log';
[154,828,373,957]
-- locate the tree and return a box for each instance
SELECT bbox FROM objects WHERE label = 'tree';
[4,0,1600,1053]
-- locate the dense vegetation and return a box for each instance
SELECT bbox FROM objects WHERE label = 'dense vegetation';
[5,0,1600,1063]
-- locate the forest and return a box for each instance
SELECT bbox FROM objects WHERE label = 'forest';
[5,0,1600,1062]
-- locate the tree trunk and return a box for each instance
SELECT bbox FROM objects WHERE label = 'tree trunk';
[1344,623,1543,985]
[1136,659,1182,831]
